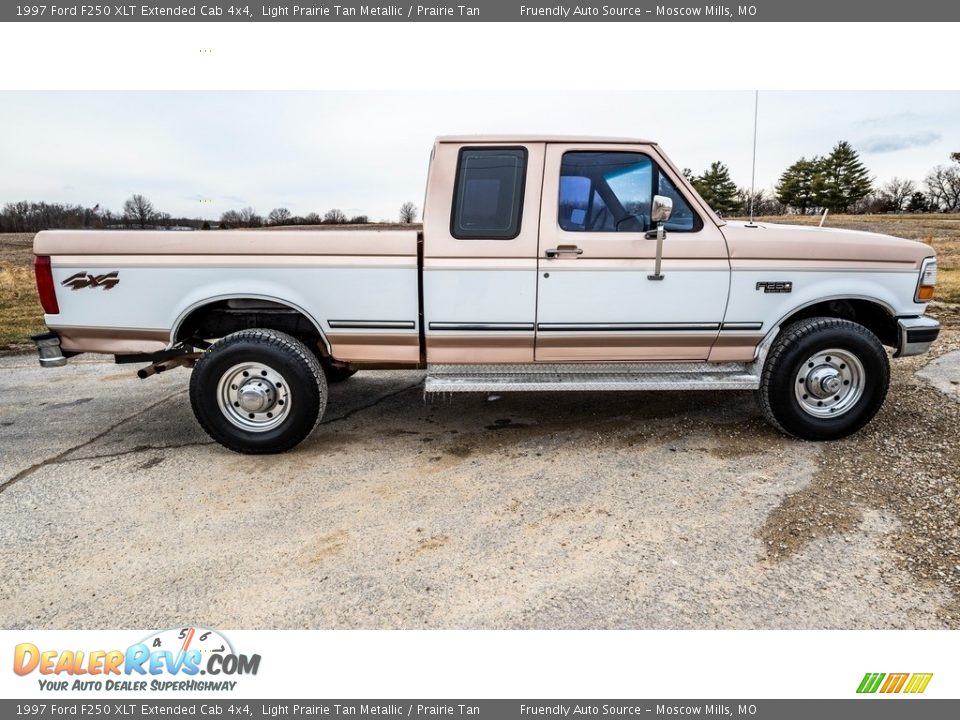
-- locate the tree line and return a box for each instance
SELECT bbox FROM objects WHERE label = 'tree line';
[219,201,419,228]
[0,195,420,233]
[685,144,960,217]
[4,146,959,232]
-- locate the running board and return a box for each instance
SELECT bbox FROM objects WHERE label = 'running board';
[424,362,761,393]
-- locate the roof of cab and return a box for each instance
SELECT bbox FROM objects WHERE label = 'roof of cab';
[435,135,657,145]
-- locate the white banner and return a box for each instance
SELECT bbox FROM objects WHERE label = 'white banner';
[1,629,953,699]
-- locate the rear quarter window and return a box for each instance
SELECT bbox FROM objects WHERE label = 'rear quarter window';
[451,147,527,239]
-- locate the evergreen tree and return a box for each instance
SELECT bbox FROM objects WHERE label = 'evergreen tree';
[906,191,929,213]
[814,141,872,212]
[775,157,821,214]
[691,161,739,216]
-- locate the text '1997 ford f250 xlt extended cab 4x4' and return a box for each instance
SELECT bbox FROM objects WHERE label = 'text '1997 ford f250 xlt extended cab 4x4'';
[31,136,941,453]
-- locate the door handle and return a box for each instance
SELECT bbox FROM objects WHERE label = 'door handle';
[545,245,584,258]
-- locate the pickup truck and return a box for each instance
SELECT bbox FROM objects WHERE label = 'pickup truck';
[31,135,941,453]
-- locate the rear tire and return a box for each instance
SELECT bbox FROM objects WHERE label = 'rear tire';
[190,329,327,454]
[757,317,889,440]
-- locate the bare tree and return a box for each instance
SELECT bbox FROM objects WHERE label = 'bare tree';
[399,201,418,224]
[303,212,321,225]
[268,207,292,226]
[925,165,960,212]
[349,214,369,224]
[219,209,241,228]
[880,177,916,213]
[323,208,347,224]
[219,207,262,228]
[123,194,156,229]
[237,207,263,227]
[2,201,30,232]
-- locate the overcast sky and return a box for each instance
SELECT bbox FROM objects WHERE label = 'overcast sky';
[1,91,957,221]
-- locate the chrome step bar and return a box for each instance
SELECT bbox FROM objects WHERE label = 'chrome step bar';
[425,361,761,393]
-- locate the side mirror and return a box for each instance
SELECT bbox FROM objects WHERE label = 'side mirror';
[651,194,673,224]
[647,195,673,282]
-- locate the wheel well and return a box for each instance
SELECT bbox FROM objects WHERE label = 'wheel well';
[175,299,329,356]
[777,299,898,347]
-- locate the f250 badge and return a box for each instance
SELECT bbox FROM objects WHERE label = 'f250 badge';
[62,271,120,291]
[756,281,792,294]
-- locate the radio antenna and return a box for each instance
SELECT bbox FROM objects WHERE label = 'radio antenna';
[746,90,759,227]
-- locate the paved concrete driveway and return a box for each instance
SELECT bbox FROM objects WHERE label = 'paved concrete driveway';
[1,334,958,629]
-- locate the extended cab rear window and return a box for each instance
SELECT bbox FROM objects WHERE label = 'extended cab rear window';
[559,151,699,233]
[451,147,527,239]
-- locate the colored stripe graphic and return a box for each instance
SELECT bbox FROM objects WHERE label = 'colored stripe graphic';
[904,673,934,694]
[857,673,885,693]
[880,673,909,693]
[857,672,932,694]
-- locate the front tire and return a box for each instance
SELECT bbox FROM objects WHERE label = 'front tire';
[190,329,327,454]
[757,317,889,440]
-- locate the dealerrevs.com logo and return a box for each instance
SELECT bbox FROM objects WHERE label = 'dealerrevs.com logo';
[13,627,261,692]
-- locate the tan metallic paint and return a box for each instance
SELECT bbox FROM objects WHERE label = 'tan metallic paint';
[721,222,932,267]
[325,333,420,364]
[536,337,713,362]
[52,327,169,354]
[426,335,535,364]
[422,141,545,260]
[37,138,934,368]
[707,335,767,363]
[51,255,417,269]
[35,229,419,257]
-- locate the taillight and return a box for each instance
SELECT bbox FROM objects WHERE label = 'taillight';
[34,255,60,315]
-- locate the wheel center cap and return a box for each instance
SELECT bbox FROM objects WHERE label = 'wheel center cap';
[237,381,275,413]
[807,367,841,398]
[821,374,842,395]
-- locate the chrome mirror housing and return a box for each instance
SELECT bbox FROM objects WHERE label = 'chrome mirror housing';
[651,194,674,224]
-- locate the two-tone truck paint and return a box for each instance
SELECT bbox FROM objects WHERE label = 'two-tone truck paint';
[32,136,940,452]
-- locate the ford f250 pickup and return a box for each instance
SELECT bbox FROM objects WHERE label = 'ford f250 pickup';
[31,135,941,453]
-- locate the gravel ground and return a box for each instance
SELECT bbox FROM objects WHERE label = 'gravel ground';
[760,302,960,625]
[0,311,958,629]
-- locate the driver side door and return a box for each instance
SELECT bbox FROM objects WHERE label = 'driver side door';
[535,143,731,361]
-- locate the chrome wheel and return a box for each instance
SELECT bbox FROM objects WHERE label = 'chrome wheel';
[794,348,864,418]
[216,362,291,432]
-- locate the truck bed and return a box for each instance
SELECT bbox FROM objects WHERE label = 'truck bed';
[34,229,422,363]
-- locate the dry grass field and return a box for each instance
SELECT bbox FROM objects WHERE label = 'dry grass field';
[742,213,960,303]
[1,216,958,351]
[0,233,46,350]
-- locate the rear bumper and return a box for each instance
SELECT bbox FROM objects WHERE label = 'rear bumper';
[31,331,67,368]
[895,316,940,358]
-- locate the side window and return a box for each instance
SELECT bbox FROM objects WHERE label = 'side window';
[451,147,527,239]
[559,151,700,233]
[559,152,652,232]
[658,173,696,231]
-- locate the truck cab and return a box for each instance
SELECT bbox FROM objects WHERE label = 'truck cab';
[422,136,732,364]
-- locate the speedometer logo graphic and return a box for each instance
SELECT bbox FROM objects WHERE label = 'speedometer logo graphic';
[141,626,235,667]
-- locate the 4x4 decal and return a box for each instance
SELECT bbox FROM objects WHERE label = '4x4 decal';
[61,271,120,291]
